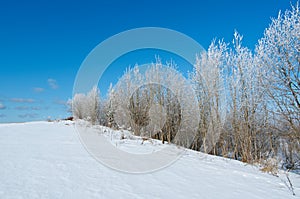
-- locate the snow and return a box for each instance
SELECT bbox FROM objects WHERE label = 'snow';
[0,121,299,199]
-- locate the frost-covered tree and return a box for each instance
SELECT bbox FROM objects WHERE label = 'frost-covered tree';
[104,83,118,128]
[109,59,198,147]
[71,86,101,124]
[190,39,227,154]
[226,32,269,162]
[85,86,101,124]
[256,3,300,133]
[256,3,300,167]
[72,93,86,120]
[190,32,270,162]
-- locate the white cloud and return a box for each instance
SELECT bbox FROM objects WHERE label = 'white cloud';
[18,113,38,118]
[48,78,58,89]
[33,87,44,93]
[15,106,30,110]
[10,98,35,103]
[31,106,42,110]
[53,100,67,105]
[15,106,43,111]
[0,102,6,109]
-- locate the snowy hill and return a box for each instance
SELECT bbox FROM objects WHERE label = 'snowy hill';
[0,121,299,199]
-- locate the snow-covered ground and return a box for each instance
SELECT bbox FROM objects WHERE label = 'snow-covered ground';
[0,121,299,199]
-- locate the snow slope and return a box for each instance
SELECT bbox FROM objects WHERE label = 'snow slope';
[0,121,299,199]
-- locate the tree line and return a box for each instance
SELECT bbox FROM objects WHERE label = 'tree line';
[70,4,299,170]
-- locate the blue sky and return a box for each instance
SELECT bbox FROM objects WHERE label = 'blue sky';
[0,0,295,123]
